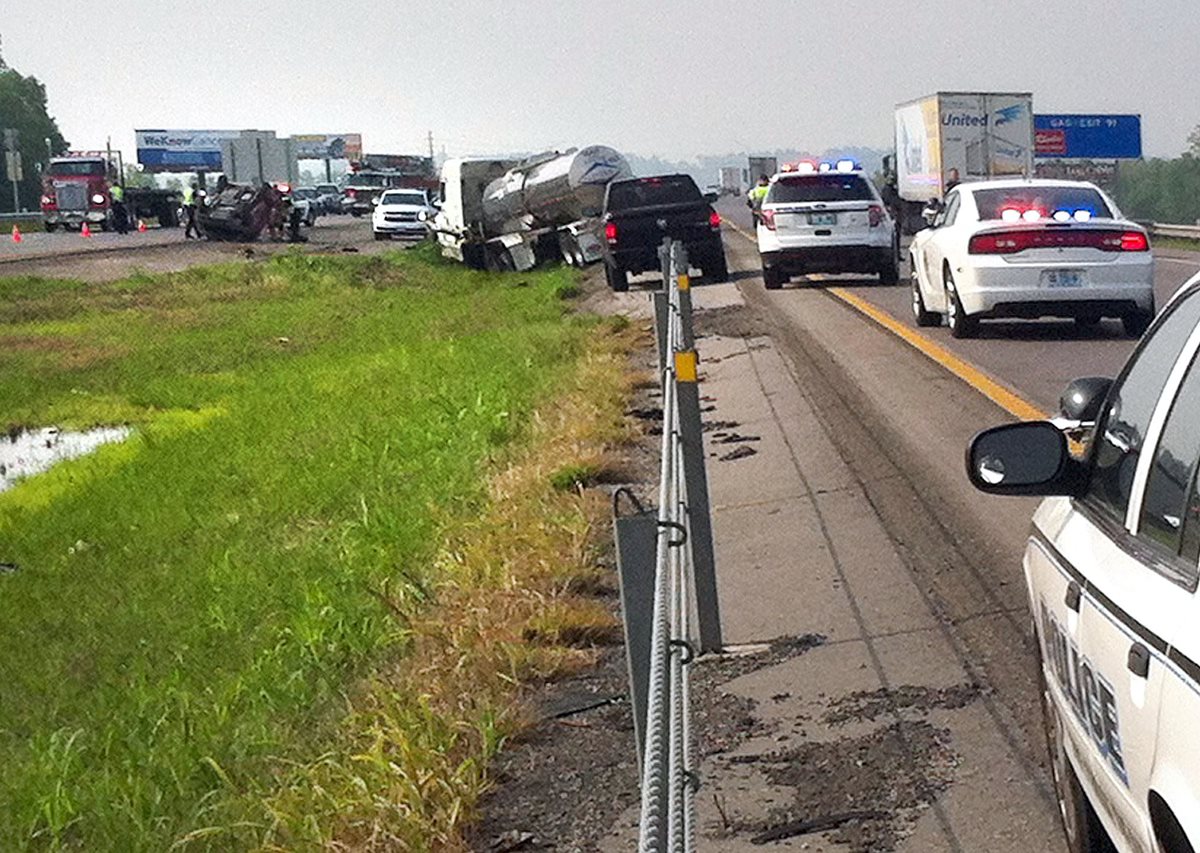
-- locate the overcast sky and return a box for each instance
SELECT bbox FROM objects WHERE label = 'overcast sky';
[3,1,1195,163]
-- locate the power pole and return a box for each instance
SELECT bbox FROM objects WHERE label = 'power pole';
[427,130,434,163]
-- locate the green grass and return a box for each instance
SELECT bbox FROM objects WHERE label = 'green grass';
[0,245,591,850]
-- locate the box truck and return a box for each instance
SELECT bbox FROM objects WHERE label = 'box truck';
[885,92,1034,232]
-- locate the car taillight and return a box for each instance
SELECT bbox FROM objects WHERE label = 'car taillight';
[760,209,776,230]
[709,211,721,229]
[868,205,884,227]
[40,194,54,206]
[604,221,618,244]
[1121,231,1149,251]
[968,228,1151,254]
[346,188,357,198]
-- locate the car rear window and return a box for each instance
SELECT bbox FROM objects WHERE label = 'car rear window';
[607,176,701,210]
[768,175,874,203]
[972,186,1113,221]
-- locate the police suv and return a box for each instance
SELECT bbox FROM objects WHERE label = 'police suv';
[967,271,1200,853]
[755,160,900,289]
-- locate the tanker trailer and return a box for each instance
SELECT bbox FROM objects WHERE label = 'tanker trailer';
[432,145,632,271]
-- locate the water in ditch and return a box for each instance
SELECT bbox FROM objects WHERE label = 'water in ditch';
[0,426,131,493]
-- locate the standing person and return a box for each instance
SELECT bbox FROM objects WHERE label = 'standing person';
[109,182,129,234]
[183,182,201,239]
[944,167,961,192]
[746,175,770,225]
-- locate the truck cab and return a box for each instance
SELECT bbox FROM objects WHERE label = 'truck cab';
[431,158,518,267]
[41,157,114,232]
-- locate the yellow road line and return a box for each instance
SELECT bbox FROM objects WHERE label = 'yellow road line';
[721,218,1047,421]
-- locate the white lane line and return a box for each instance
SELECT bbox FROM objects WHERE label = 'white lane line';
[1159,257,1200,267]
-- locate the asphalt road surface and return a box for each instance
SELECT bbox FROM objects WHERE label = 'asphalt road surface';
[0,216,385,282]
[717,197,1200,411]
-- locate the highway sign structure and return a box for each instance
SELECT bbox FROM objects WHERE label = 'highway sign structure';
[1034,114,1142,159]
[135,129,242,172]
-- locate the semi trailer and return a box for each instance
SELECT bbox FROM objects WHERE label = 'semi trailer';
[432,145,632,271]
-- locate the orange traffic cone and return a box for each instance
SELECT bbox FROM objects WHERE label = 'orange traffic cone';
[80,222,91,238]
[11,225,21,243]
[137,219,147,233]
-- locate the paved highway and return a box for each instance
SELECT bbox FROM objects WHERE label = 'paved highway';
[717,197,1200,413]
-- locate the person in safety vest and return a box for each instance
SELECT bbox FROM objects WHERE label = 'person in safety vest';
[746,175,770,225]
[183,183,201,239]
[110,183,129,234]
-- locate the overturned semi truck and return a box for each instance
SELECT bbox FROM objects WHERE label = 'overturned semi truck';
[432,145,632,271]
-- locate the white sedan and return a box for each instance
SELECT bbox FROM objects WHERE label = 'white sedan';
[909,179,1155,339]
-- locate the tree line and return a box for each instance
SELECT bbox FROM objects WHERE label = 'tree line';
[1113,126,1200,225]
[0,44,68,213]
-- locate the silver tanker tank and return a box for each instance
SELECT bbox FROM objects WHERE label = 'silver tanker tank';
[481,145,632,235]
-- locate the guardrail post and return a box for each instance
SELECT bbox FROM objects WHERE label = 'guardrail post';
[669,245,723,654]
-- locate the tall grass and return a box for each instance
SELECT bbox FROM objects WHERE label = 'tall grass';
[0,245,615,849]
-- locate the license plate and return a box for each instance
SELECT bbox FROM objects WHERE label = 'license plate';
[1041,269,1085,288]
[808,212,837,226]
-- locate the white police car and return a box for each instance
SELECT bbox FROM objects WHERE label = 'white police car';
[967,271,1200,853]
[910,179,1155,339]
[756,160,900,289]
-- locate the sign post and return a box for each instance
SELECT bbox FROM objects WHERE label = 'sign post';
[3,129,20,212]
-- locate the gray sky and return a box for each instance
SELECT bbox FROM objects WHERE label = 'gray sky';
[4,0,1196,163]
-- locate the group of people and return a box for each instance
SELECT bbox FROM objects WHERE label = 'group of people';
[105,181,204,238]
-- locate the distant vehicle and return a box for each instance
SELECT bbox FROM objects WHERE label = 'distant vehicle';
[718,166,743,196]
[199,183,276,241]
[432,146,632,271]
[965,269,1200,853]
[40,155,180,232]
[908,178,1154,338]
[342,166,437,217]
[315,183,342,214]
[601,173,728,291]
[755,161,899,289]
[372,189,434,240]
[886,92,1035,233]
[290,187,321,226]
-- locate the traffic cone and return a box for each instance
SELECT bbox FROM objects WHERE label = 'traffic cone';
[137,219,147,233]
[80,223,91,238]
[11,225,21,243]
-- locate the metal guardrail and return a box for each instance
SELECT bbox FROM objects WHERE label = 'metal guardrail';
[1149,222,1200,240]
[0,211,35,222]
[613,239,722,853]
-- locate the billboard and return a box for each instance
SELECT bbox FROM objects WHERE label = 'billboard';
[1034,115,1142,159]
[293,133,363,161]
[136,129,242,172]
[356,153,435,175]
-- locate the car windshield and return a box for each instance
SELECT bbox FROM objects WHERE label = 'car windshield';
[607,176,701,210]
[293,188,316,199]
[47,160,106,177]
[768,174,874,203]
[317,185,338,194]
[380,192,427,206]
[972,186,1113,221]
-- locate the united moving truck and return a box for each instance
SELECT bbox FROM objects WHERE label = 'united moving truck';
[886,92,1034,233]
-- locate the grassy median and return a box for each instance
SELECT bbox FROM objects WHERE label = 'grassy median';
[0,245,634,850]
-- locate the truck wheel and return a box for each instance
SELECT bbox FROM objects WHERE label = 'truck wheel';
[374,231,388,241]
[705,255,730,283]
[351,210,362,218]
[605,263,628,292]
[763,265,784,290]
[44,222,58,233]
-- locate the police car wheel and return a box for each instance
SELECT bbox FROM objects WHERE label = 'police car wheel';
[1039,650,1114,853]
[945,272,978,339]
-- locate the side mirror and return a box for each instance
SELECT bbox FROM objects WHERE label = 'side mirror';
[1059,377,1112,423]
[371,196,381,206]
[704,192,719,203]
[966,422,1080,496]
[921,199,943,226]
